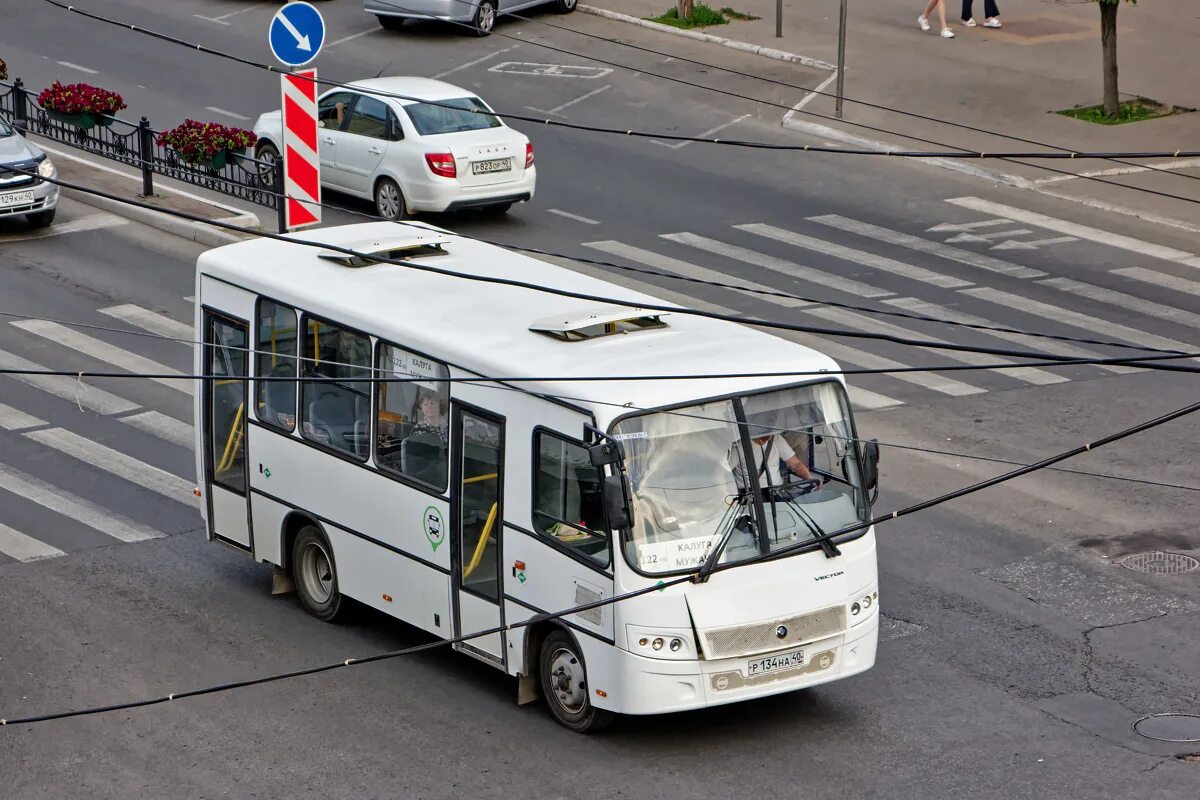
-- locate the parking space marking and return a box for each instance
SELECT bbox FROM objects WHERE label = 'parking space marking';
[1,213,127,243]
[56,61,98,74]
[529,85,611,117]
[205,107,250,121]
[652,114,751,150]
[488,62,612,79]
[433,45,520,80]
[194,1,271,26]
[548,209,600,225]
[325,26,382,49]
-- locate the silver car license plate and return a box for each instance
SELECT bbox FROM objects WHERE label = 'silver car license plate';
[471,158,511,175]
[0,189,35,209]
[746,648,805,676]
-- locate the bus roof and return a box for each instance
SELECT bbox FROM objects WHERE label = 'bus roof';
[197,222,843,425]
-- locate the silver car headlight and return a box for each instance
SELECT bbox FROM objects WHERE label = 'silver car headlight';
[626,625,696,660]
[38,158,57,178]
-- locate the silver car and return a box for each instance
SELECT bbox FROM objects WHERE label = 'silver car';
[365,0,577,37]
[0,120,58,228]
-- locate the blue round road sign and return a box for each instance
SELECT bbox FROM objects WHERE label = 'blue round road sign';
[269,2,325,67]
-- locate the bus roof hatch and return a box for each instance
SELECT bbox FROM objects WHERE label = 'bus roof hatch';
[316,235,452,267]
[529,306,670,341]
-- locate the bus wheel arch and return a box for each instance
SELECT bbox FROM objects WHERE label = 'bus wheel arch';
[537,627,615,733]
[289,519,348,623]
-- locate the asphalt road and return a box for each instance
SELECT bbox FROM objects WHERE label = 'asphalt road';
[2,1,1200,797]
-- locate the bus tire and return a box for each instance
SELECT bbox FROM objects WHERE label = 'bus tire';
[539,629,614,733]
[292,525,346,622]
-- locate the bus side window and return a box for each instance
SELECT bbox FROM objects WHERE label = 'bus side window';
[375,342,450,492]
[300,316,371,460]
[533,432,609,567]
[256,298,298,432]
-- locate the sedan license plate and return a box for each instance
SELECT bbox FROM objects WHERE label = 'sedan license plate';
[0,189,35,209]
[746,649,805,676]
[471,158,511,175]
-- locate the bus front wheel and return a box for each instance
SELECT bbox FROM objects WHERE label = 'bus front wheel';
[292,525,346,622]
[539,630,614,733]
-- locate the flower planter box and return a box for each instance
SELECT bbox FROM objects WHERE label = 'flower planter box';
[45,109,114,130]
[175,147,246,171]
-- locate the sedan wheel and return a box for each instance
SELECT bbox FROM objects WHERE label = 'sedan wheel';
[556,0,577,11]
[254,142,280,187]
[472,0,496,36]
[374,177,407,221]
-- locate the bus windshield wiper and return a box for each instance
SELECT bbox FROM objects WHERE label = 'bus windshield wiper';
[695,491,754,582]
[770,485,841,558]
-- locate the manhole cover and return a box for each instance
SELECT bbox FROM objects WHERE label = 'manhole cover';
[1117,551,1200,575]
[1134,713,1200,742]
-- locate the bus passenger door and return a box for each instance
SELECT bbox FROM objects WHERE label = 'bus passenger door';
[451,407,505,666]
[202,312,251,550]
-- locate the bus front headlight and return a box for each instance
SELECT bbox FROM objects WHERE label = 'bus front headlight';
[627,626,695,660]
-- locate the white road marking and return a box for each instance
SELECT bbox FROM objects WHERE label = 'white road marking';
[325,26,381,48]
[488,62,611,79]
[1113,267,1200,298]
[947,197,1200,267]
[183,296,195,303]
[808,215,1045,279]
[1,213,126,243]
[783,71,839,119]
[433,45,519,79]
[804,306,1068,386]
[533,85,611,116]
[960,287,1199,356]
[736,223,971,289]
[790,333,985,397]
[944,228,1032,243]
[0,463,164,542]
[928,219,1011,232]
[991,236,1078,251]
[11,320,194,395]
[1038,277,1200,332]
[883,297,1135,375]
[0,522,66,562]
[1033,158,1200,185]
[99,304,193,343]
[57,61,97,74]
[119,410,194,450]
[25,428,197,505]
[0,402,46,431]
[662,232,893,299]
[0,348,139,415]
[583,240,811,307]
[653,114,752,150]
[547,209,600,225]
[193,1,270,25]
[205,106,251,121]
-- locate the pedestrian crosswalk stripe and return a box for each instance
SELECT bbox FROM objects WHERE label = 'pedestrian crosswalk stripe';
[0,348,140,415]
[119,410,193,449]
[804,306,1068,386]
[960,287,1198,356]
[808,215,1046,279]
[661,232,894,299]
[581,241,812,308]
[11,319,194,395]
[0,402,47,431]
[1113,267,1200,298]
[947,197,1200,266]
[0,463,163,542]
[99,304,193,342]
[1039,277,1200,333]
[23,428,198,506]
[734,223,972,289]
[843,385,904,410]
[0,521,66,562]
[882,297,1136,375]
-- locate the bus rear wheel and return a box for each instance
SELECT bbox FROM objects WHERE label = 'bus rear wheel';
[293,525,346,622]
[539,630,614,733]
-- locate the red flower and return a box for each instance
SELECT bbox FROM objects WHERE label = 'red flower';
[37,81,127,115]
[0,58,9,82]
[157,119,258,164]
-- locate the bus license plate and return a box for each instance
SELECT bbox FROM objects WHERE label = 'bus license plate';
[747,649,805,676]
[472,158,511,175]
[0,189,35,209]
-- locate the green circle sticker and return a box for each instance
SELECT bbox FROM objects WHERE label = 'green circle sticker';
[423,506,444,552]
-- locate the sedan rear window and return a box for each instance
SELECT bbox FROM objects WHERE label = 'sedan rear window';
[404,97,500,136]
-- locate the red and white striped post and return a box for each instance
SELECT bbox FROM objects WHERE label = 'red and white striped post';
[280,68,321,230]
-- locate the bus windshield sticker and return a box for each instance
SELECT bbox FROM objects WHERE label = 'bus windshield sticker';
[611,431,647,441]
[424,506,444,552]
[390,350,443,392]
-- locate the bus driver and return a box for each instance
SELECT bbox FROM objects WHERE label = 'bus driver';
[728,427,823,500]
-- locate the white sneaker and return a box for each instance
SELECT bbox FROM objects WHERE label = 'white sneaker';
[918,15,930,31]
[941,27,955,38]
[962,17,977,27]
[983,17,1002,28]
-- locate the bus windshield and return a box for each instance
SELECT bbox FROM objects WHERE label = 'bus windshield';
[612,381,868,575]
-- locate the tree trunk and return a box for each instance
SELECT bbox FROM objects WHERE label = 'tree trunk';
[677,0,693,18]
[1100,2,1119,117]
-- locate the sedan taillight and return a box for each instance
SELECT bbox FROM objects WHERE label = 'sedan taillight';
[524,143,534,169]
[425,152,456,178]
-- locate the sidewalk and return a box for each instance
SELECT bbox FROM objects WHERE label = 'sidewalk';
[580,0,1200,225]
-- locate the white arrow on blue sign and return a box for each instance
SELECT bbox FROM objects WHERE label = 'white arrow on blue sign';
[269,2,326,68]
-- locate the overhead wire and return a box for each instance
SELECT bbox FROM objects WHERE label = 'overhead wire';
[3,393,1198,727]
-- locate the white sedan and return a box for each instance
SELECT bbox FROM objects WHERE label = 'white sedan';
[252,77,535,220]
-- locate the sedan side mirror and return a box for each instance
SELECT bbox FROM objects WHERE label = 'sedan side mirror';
[861,439,880,505]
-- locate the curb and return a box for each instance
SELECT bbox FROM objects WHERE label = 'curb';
[577,5,837,71]
[36,143,260,248]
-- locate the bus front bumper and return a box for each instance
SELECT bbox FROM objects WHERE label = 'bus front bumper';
[602,612,878,716]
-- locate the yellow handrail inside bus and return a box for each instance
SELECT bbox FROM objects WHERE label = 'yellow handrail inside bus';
[462,501,498,579]
[216,403,244,474]
[463,472,497,485]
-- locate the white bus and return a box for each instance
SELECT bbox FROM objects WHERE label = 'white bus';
[193,221,881,731]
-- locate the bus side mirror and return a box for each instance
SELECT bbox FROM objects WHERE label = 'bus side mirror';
[588,439,625,467]
[861,439,880,504]
[602,474,634,531]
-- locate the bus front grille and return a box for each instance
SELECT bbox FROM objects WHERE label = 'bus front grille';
[698,605,846,660]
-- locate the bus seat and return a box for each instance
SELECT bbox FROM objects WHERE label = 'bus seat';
[308,389,359,454]
[401,429,447,486]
